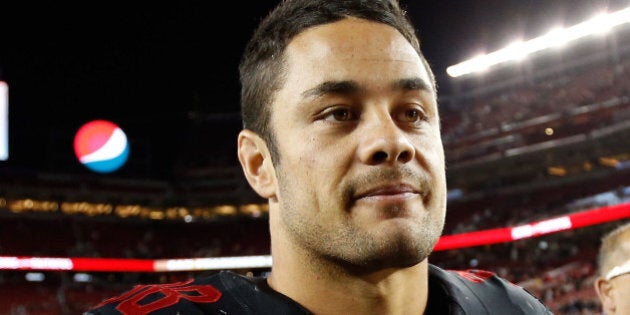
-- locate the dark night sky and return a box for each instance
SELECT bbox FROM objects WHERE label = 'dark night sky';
[1,0,627,179]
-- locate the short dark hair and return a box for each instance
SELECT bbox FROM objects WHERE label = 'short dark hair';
[238,0,436,164]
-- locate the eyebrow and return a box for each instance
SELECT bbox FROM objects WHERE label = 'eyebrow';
[301,81,360,99]
[301,77,433,100]
[393,77,433,93]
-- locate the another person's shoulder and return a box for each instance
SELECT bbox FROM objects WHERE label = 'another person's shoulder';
[84,271,310,315]
[427,264,553,314]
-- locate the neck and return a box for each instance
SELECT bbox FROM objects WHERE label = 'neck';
[267,233,429,315]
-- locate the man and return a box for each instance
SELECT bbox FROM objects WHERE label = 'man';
[595,221,630,315]
[86,0,552,313]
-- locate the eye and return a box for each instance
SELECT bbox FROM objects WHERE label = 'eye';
[397,107,427,123]
[322,107,357,122]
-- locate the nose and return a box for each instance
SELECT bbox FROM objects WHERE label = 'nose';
[358,116,415,165]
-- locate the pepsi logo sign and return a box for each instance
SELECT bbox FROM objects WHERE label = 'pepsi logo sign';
[73,120,130,173]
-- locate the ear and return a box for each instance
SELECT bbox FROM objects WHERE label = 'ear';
[594,277,616,314]
[237,129,277,199]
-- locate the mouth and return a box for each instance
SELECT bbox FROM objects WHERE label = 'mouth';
[353,183,425,202]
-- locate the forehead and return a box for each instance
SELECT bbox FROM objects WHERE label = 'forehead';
[281,18,434,95]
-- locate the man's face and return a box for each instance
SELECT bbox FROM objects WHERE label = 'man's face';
[597,231,630,314]
[268,18,446,270]
[608,273,630,314]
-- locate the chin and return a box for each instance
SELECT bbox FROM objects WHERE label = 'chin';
[356,234,433,271]
[351,249,427,273]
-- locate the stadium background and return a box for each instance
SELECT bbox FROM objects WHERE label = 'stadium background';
[1,1,630,314]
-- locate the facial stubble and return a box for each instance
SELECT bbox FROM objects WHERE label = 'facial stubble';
[276,164,445,273]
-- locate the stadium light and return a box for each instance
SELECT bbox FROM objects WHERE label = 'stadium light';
[0,81,7,161]
[447,6,630,78]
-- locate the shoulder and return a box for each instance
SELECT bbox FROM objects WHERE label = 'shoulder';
[85,271,310,315]
[427,264,553,315]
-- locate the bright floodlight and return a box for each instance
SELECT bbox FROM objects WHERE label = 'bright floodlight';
[0,81,7,161]
[447,6,630,78]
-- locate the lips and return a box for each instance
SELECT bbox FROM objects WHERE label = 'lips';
[347,167,432,205]
[354,183,422,200]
